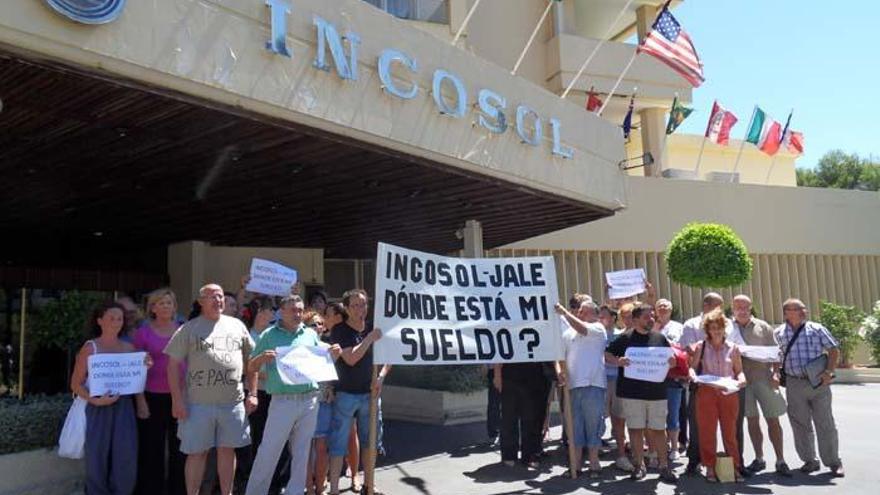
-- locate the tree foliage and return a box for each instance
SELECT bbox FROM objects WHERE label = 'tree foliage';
[665,223,752,288]
[817,301,863,366]
[797,150,880,191]
[31,291,102,351]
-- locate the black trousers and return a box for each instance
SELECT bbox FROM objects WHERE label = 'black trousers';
[500,379,544,463]
[486,370,501,438]
[686,385,700,466]
[135,392,185,495]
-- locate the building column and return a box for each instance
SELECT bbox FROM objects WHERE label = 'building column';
[168,240,208,304]
[635,4,659,43]
[639,107,667,176]
[461,219,483,258]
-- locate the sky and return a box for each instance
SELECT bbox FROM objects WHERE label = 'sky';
[666,0,879,169]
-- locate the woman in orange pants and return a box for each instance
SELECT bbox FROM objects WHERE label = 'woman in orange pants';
[689,308,747,482]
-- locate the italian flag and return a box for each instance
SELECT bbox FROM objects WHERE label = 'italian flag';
[745,107,782,155]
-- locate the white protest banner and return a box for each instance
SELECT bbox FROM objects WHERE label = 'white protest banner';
[373,242,564,365]
[739,345,780,363]
[275,345,338,385]
[623,346,673,383]
[605,268,647,300]
[245,258,298,297]
[87,352,148,396]
[694,374,741,395]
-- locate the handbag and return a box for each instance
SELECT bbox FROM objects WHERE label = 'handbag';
[58,396,87,459]
[779,326,805,388]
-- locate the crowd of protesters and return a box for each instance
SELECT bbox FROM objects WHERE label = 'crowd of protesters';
[69,277,845,494]
[70,281,387,495]
[489,289,844,485]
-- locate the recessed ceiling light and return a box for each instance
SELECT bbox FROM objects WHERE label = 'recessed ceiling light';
[93,231,103,237]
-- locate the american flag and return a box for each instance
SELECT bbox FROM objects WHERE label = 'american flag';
[639,6,704,87]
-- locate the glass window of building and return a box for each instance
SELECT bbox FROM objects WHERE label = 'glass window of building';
[362,0,449,24]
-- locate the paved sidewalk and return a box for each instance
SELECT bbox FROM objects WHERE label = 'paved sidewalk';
[374,383,876,495]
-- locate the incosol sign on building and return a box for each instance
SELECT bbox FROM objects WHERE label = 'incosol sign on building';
[265,0,576,159]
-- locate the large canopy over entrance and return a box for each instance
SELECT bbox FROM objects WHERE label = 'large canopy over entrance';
[0,53,611,275]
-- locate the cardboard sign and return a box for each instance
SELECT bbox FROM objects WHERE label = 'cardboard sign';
[605,268,647,299]
[373,243,564,365]
[245,258,298,297]
[87,352,148,396]
[694,374,741,395]
[275,345,338,385]
[623,346,673,383]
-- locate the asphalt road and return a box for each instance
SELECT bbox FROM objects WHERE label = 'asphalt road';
[374,383,875,495]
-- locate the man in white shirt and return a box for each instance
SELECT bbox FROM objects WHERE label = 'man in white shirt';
[555,300,607,478]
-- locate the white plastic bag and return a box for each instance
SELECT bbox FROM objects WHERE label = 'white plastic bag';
[57,396,87,459]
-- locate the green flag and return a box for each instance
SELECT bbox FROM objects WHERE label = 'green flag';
[665,96,693,135]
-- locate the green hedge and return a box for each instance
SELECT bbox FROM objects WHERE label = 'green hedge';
[666,223,752,288]
[385,365,485,393]
[0,394,72,455]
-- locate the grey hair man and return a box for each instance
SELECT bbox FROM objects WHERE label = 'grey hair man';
[775,298,843,477]
[731,295,791,476]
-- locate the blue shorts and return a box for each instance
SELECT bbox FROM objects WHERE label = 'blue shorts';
[177,402,250,454]
[328,392,371,457]
[666,386,683,430]
[571,386,605,449]
[314,402,333,438]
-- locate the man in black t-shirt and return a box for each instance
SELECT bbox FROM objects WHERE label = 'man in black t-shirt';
[327,289,390,495]
[606,303,678,483]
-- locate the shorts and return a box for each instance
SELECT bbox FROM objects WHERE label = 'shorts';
[571,386,606,448]
[314,401,333,438]
[177,402,250,454]
[619,398,667,430]
[328,392,371,457]
[744,379,787,418]
[606,378,624,418]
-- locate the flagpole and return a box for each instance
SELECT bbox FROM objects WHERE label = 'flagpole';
[596,50,638,116]
[451,0,482,45]
[729,105,757,182]
[692,136,708,177]
[560,0,635,99]
[511,0,556,75]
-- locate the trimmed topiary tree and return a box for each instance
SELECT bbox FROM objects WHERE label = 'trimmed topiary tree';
[665,223,752,288]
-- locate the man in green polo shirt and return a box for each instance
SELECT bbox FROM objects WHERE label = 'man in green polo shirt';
[244,295,340,495]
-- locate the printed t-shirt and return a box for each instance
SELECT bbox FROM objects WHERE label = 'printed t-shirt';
[164,315,254,404]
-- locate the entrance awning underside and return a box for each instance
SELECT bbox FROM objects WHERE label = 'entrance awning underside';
[0,53,612,269]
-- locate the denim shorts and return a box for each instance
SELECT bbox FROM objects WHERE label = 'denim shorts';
[571,386,606,448]
[177,402,250,454]
[313,401,333,438]
[328,392,371,457]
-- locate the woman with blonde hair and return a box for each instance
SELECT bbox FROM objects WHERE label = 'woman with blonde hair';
[689,308,747,482]
[132,288,186,495]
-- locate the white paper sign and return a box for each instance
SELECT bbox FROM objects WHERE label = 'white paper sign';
[605,268,647,299]
[623,346,673,383]
[739,345,780,363]
[275,345,338,385]
[373,242,564,365]
[87,352,148,396]
[694,374,741,395]
[245,258,298,297]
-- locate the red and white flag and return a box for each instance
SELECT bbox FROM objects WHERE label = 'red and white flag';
[638,3,705,87]
[783,129,804,155]
[705,101,738,146]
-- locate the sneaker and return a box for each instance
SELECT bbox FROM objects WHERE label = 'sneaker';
[800,460,821,473]
[829,463,845,478]
[630,464,647,480]
[485,435,499,448]
[615,456,635,472]
[775,461,792,477]
[746,458,767,473]
[668,450,680,462]
[659,467,679,484]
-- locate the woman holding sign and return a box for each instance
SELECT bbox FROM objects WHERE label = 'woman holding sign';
[688,308,747,482]
[71,301,149,495]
